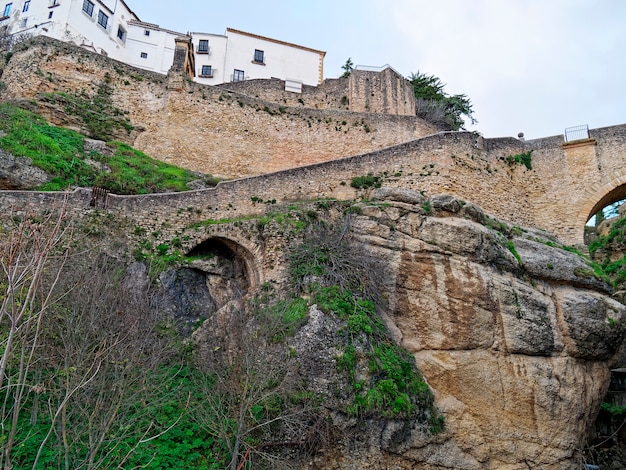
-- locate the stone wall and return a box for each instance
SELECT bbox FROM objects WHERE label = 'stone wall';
[220,67,416,117]
[0,132,542,246]
[218,77,350,111]
[348,67,416,116]
[4,38,626,246]
[3,124,626,246]
[0,37,437,180]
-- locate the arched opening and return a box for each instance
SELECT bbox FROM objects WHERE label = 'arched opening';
[582,186,626,465]
[156,237,259,336]
[585,184,626,228]
[585,186,626,247]
[186,236,258,301]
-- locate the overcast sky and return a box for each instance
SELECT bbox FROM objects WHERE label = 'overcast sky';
[129,0,626,140]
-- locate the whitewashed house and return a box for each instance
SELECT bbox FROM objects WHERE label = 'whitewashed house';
[125,19,186,74]
[0,0,326,87]
[192,28,325,87]
[1,0,136,59]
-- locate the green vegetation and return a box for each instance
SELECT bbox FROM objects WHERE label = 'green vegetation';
[421,200,432,215]
[350,173,382,190]
[408,71,476,131]
[601,401,626,416]
[0,216,229,469]
[589,216,626,255]
[588,216,626,288]
[0,102,218,194]
[8,365,225,470]
[340,57,354,78]
[288,218,442,426]
[507,240,522,264]
[504,151,533,170]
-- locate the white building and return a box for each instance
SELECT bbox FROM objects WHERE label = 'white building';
[125,19,185,74]
[0,0,326,86]
[192,28,325,87]
[1,0,134,60]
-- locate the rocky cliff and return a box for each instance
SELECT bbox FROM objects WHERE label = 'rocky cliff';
[1,37,624,469]
[151,189,624,469]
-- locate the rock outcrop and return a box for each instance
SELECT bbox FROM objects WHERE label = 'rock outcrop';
[156,188,625,469]
[0,149,50,189]
[310,190,622,469]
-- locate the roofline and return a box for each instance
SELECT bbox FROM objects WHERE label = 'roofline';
[118,0,140,21]
[190,32,228,39]
[127,19,187,37]
[226,28,326,57]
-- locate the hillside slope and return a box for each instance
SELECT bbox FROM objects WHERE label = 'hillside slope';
[0,102,218,193]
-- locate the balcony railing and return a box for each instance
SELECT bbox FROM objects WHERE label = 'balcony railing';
[564,124,590,143]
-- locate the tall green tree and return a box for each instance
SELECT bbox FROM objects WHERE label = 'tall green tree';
[341,58,354,78]
[408,71,476,131]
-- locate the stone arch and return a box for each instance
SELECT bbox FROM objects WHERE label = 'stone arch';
[186,236,261,295]
[577,174,626,229]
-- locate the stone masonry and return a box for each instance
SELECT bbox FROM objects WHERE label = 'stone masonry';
[2,37,626,247]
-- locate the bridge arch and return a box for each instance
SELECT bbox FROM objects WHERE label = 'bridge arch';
[186,236,262,295]
[577,174,626,230]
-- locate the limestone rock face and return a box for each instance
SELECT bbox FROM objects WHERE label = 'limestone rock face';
[320,190,625,469]
[0,149,51,189]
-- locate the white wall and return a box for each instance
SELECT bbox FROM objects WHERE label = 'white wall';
[1,0,72,40]
[1,0,140,62]
[126,21,181,74]
[223,29,323,86]
[190,32,227,85]
[1,2,326,85]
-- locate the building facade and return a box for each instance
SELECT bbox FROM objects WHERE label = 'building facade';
[191,28,325,87]
[0,0,326,87]
[1,0,135,59]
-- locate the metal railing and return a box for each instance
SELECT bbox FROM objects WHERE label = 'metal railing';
[564,124,590,143]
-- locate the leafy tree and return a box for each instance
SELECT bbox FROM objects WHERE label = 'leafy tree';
[408,71,476,131]
[341,58,354,78]
[0,207,209,469]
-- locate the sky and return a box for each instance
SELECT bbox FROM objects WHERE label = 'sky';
[128,0,626,140]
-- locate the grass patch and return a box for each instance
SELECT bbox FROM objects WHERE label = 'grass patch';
[0,102,217,194]
[507,240,521,264]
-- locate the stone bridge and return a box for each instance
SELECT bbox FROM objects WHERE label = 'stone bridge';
[2,123,626,269]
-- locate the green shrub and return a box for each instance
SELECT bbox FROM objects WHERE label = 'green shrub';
[350,173,381,189]
[504,151,533,170]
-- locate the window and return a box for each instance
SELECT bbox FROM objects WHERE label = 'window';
[253,49,264,63]
[197,39,208,53]
[48,10,52,18]
[200,65,212,77]
[140,52,147,59]
[2,3,12,17]
[82,0,93,16]
[49,0,59,6]
[22,0,29,12]
[233,69,245,82]
[97,10,108,29]
[20,16,26,26]
[144,29,150,36]
[116,26,126,42]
